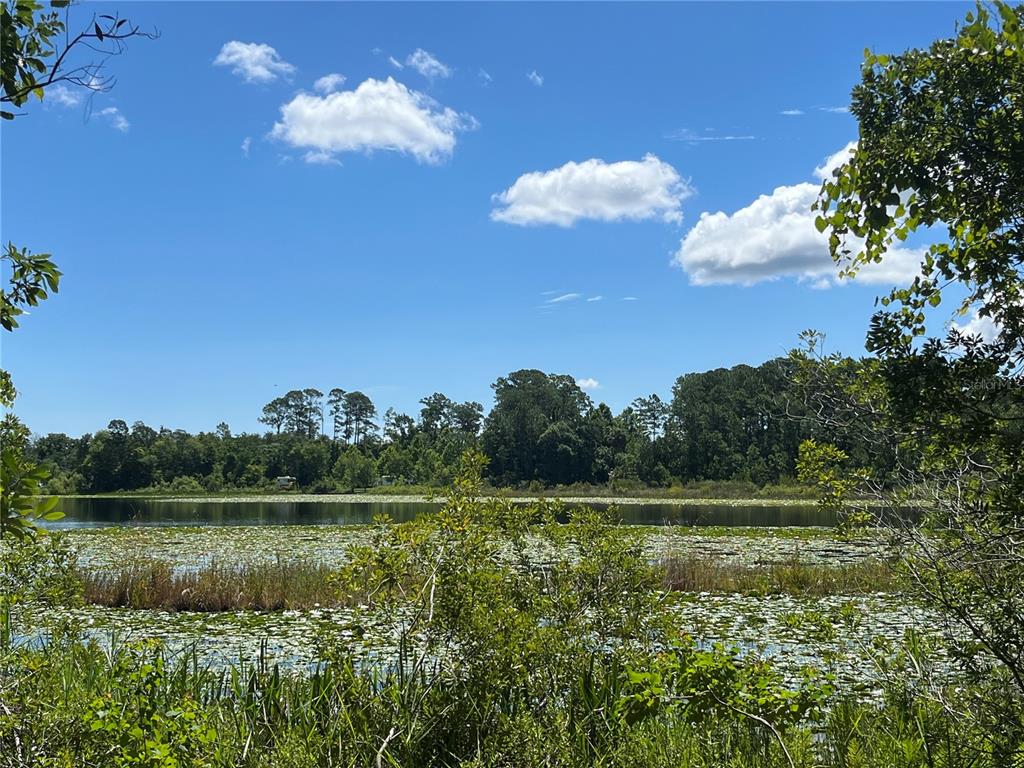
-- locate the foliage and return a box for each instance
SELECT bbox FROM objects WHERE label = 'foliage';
[1,0,153,119]
[804,0,1024,711]
[815,2,1023,361]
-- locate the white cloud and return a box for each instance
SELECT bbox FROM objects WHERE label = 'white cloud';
[388,56,404,70]
[527,70,544,87]
[241,136,252,157]
[406,49,451,80]
[620,296,638,301]
[491,154,692,227]
[576,377,600,391]
[547,293,581,304]
[673,142,925,287]
[780,109,804,116]
[48,84,81,107]
[98,107,129,132]
[214,41,295,83]
[313,73,347,94]
[813,141,857,180]
[819,106,850,114]
[666,128,756,143]
[587,295,603,302]
[478,68,492,85]
[270,77,477,164]
[303,150,342,166]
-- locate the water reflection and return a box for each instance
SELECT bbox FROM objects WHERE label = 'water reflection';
[48,497,837,529]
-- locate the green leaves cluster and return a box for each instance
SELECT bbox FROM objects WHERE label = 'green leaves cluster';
[815,1,1024,359]
[0,449,63,542]
[0,0,69,118]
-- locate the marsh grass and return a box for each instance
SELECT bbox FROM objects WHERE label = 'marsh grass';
[659,555,899,596]
[80,558,353,611]
[79,553,899,613]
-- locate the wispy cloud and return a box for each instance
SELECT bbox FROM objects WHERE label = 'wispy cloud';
[241,136,251,157]
[620,296,638,301]
[586,296,603,302]
[666,128,755,143]
[818,106,849,114]
[547,292,581,304]
[527,70,544,87]
[303,150,342,166]
[388,56,404,70]
[48,84,82,107]
[406,49,452,80]
[98,106,129,132]
[478,68,492,85]
[214,41,295,83]
[780,109,804,116]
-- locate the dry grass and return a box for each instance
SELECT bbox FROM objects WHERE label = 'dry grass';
[659,554,898,596]
[80,552,900,613]
[81,559,353,611]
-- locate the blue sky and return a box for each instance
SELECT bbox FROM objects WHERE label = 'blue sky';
[3,2,973,436]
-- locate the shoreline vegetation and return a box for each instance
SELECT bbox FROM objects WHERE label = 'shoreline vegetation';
[77,555,900,612]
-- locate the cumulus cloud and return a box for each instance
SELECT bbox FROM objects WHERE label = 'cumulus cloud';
[673,142,925,287]
[270,77,477,164]
[214,41,295,83]
[576,377,600,391]
[98,107,129,132]
[814,141,857,180]
[491,154,692,227]
[406,49,451,80]
[527,70,544,87]
[241,136,252,157]
[313,73,346,93]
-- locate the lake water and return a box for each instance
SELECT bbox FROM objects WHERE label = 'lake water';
[49,497,836,528]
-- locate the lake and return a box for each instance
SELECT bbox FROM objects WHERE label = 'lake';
[49,496,837,528]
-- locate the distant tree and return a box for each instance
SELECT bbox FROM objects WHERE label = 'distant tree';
[333,446,378,490]
[481,370,593,486]
[258,397,288,434]
[419,393,455,438]
[301,388,324,438]
[215,422,231,440]
[631,395,668,440]
[342,391,377,445]
[383,407,416,444]
[327,388,347,441]
[452,401,484,436]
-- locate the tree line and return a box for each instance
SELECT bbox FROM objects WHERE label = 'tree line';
[28,358,886,494]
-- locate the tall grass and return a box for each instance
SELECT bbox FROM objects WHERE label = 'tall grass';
[1,634,1018,768]
[659,555,898,596]
[80,558,352,611]
[77,554,899,613]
